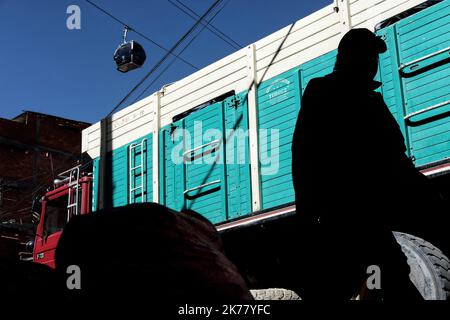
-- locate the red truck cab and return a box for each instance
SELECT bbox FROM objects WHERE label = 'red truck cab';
[33,167,92,268]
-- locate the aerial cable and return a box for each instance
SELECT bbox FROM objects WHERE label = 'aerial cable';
[167,0,241,50]
[175,0,241,48]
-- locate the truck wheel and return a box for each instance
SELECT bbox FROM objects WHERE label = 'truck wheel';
[393,232,450,300]
[250,288,301,300]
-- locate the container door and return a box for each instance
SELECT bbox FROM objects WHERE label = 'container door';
[159,94,252,223]
[159,120,186,212]
[257,68,303,210]
[378,1,450,166]
[183,101,228,223]
[223,94,252,219]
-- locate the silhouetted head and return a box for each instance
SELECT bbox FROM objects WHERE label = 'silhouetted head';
[54,203,253,304]
[335,28,387,81]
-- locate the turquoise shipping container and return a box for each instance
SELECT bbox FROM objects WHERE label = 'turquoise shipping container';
[91,1,449,223]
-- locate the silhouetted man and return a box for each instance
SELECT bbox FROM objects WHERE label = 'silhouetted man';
[291,29,430,300]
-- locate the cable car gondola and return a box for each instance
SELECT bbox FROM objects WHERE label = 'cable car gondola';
[113,26,146,73]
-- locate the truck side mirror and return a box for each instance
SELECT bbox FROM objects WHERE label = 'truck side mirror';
[26,240,34,253]
[31,197,42,224]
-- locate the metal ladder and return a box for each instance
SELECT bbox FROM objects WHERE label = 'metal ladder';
[129,138,147,203]
[59,166,80,221]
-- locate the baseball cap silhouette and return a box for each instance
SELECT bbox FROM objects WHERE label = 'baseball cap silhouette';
[338,28,387,55]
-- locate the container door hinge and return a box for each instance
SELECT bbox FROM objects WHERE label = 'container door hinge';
[225,95,242,109]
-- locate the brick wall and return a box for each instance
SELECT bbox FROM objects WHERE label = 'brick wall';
[0,112,90,223]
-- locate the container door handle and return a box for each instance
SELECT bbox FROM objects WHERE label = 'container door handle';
[399,46,450,75]
[183,139,221,162]
[404,99,450,121]
[183,180,221,199]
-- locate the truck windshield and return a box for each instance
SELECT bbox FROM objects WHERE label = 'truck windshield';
[44,195,69,236]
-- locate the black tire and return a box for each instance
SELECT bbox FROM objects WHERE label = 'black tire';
[394,232,450,300]
[250,288,301,300]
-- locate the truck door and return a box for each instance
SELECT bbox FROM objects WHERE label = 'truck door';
[34,191,69,268]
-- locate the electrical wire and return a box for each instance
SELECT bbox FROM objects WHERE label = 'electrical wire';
[134,0,233,102]
[0,158,91,221]
[84,0,198,70]
[167,0,241,50]
[175,0,241,48]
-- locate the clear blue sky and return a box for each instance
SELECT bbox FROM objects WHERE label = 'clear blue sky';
[0,0,330,123]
